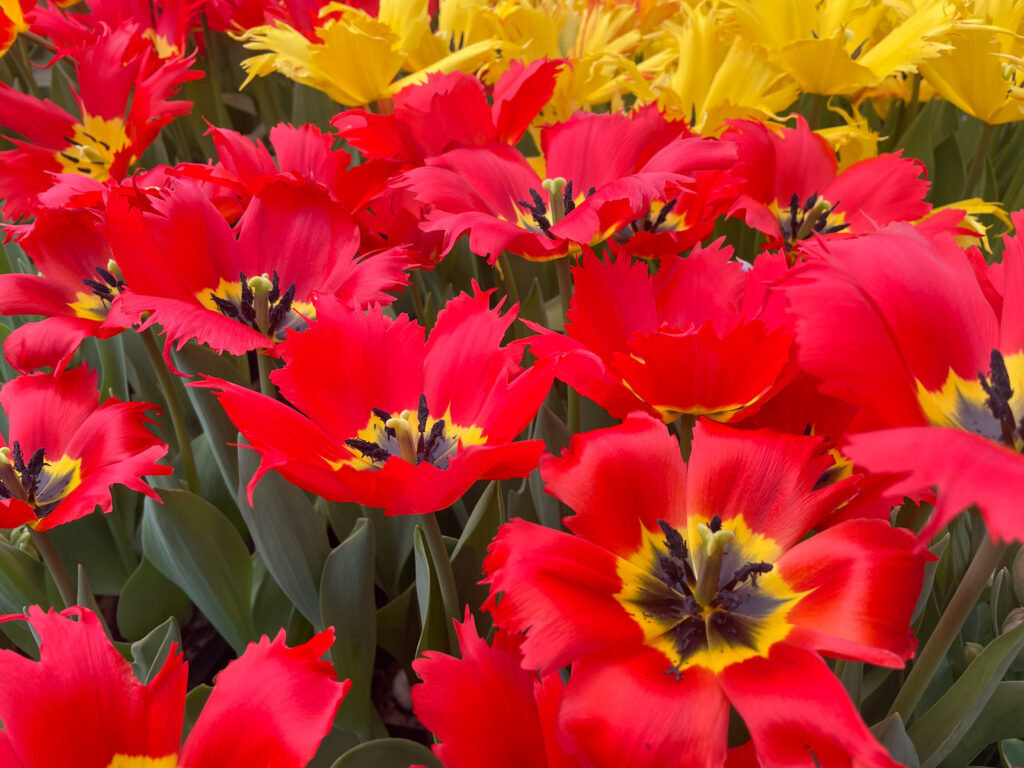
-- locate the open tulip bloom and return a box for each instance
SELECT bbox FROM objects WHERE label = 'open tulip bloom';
[484,412,928,767]
[398,106,736,262]
[104,177,411,360]
[0,606,349,767]
[784,213,1024,543]
[525,242,794,424]
[199,287,553,516]
[0,365,170,530]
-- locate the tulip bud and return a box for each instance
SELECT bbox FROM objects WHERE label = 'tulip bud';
[964,642,984,664]
[10,525,37,558]
[1012,548,1024,605]
[1003,606,1024,635]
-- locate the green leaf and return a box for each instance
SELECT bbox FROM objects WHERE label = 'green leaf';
[376,583,418,667]
[0,539,47,610]
[130,617,181,684]
[909,621,1024,768]
[173,344,246,496]
[871,713,920,768]
[142,488,255,654]
[451,480,499,561]
[930,135,965,206]
[365,508,417,599]
[331,738,442,768]
[1001,739,1024,768]
[528,405,570,530]
[47,510,134,594]
[941,682,1024,767]
[75,565,111,637]
[117,558,192,641]
[913,534,949,625]
[413,525,447,657]
[252,554,296,637]
[183,684,213,739]
[517,276,547,329]
[0,540,49,652]
[321,518,385,740]
[238,437,329,627]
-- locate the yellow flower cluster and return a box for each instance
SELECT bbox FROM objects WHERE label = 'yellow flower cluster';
[236,0,1024,128]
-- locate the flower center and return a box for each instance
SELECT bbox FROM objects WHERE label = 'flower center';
[342,394,485,470]
[71,261,126,322]
[55,114,131,180]
[203,271,313,342]
[615,514,800,675]
[515,177,593,239]
[777,192,847,257]
[917,349,1024,450]
[0,441,82,518]
[614,198,682,243]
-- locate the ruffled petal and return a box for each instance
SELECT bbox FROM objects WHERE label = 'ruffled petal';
[719,643,901,768]
[843,426,1024,544]
[4,315,102,374]
[687,419,857,549]
[541,411,686,556]
[483,518,642,673]
[412,614,559,768]
[0,606,186,767]
[779,519,924,666]
[559,648,729,768]
[181,630,348,768]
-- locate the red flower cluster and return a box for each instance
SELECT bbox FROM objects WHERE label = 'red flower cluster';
[0,16,1018,765]
[0,606,348,767]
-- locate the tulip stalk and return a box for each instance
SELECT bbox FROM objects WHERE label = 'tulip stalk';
[29,528,76,609]
[889,535,1007,721]
[141,330,201,496]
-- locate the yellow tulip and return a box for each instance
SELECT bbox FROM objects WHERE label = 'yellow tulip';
[724,0,957,96]
[919,1,1024,123]
[238,0,505,107]
[650,5,799,134]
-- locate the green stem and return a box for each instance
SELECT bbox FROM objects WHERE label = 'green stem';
[96,336,128,401]
[257,353,275,398]
[889,536,1007,721]
[555,256,573,324]
[409,272,427,327]
[29,528,76,608]
[497,252,520,306]
[496,480,506,527]
[201,16,232,129]
[902,73,922,138]
[11,39,39,98]
[420,512,460,652]
[961,123,996,199]
[567,386,580,436]
[808,93,826,131]
[140,330,201,496]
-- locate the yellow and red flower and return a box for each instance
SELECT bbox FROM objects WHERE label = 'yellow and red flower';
[723,117,933,258]
[105,177,410,359]
[525,242,793,424]
[0,0,33,56]
[785,214,1024,542]
[484,413,927,767]
[398,106,735,262]
[199,287,553,516]
[0,606,348,767]
[0,365,169,530]
[0,25,198,219]
[0,206,131,373]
